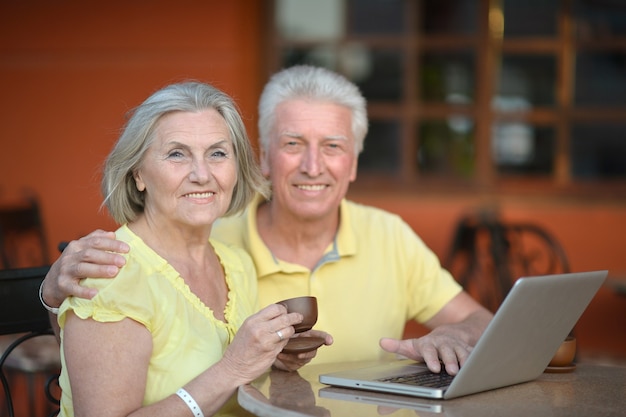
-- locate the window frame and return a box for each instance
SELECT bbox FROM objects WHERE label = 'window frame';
[265,0,626,199]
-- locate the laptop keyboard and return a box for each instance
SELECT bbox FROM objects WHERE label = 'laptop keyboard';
[377,371,454,388]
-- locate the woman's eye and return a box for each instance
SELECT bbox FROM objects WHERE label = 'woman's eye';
[167,150,184,158]
[211,150,228,158]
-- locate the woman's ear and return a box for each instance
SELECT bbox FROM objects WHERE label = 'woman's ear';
[133,171,146,192]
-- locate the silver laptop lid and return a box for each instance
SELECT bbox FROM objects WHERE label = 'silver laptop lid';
[319,270,607,400]
[444,270,607,398]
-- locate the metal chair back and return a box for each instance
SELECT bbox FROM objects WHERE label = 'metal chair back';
[446,209,571,312]
[0,266,59,417]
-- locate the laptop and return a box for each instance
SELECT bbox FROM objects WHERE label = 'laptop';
[318,386,444,414]
[319,270,607,399]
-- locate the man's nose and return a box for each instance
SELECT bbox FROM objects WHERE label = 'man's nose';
[301,146,324,176]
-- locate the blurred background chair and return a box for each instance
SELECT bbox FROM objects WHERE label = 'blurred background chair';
[445,208,571,313]
[0,195,49,269]
[0,265,60,417]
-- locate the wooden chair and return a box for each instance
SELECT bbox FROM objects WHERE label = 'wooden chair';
[0,196,50,269]
[0,266,59,417]
[445,209,571,313]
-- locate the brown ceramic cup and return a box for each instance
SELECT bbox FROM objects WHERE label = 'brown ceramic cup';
[549,336,577,367]
[277,296,318,333]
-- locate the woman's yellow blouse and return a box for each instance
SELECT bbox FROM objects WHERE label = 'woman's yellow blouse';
[57,224,258,411]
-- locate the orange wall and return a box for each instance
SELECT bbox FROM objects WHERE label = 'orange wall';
[0,1,265,254]
[346,193,626,275]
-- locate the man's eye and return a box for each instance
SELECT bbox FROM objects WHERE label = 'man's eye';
[325,142,345,152]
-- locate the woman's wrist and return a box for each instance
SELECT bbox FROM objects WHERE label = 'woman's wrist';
[39,280,60,314]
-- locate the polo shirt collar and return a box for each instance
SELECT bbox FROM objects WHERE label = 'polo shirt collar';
[245,195,357,278]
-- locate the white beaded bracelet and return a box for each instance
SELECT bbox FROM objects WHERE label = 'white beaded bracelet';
[176,388,204,417]
[38,280,59,315]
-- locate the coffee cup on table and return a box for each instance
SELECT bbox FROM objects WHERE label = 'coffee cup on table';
[276,296,325,354]
[548,336,577,368]
[277,296,318,333]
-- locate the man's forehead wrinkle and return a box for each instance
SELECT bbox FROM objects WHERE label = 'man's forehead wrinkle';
[282,131,302,138]
[325,134,349,141]
[281,130,348,141]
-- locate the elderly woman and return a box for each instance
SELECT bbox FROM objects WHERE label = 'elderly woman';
[57,82,303,416]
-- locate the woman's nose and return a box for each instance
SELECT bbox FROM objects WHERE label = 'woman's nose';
[189,160,210,182]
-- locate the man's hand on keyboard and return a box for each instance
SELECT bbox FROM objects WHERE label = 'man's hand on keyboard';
[379,300,493,375]
[379,331,472,375]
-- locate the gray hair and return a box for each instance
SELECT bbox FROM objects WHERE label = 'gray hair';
[258,65,368,154]
[101,81,268,224]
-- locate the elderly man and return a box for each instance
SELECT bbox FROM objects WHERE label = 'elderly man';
[41,65,492,375]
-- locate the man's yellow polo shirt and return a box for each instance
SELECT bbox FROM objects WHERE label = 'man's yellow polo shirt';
[212,195,462,364]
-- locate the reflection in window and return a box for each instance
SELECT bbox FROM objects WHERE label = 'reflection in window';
[349,0,406,35]
[276,0,343,41]
[420,0,478,35]
[571,124,626,179]
[497,55,556,107]
[359,120,401,173]
[493,124,554,175]
[355,49,402,101]
[574,0,626,39]
[418,119,475,178]
[503,0,558,37]
[575,52,626,107]
[282,47,327,69]
[420,51,475,103]
[282,44,390,99]
[282,44,372,80]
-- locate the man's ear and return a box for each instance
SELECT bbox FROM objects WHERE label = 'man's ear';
[349,153,358,183]
[260,145,270,178]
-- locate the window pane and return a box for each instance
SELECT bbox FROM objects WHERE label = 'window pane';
[503,0,558,38]
[276,0,344,41]
[281,46,335,69]
[575,52,626,107]
[281,46,401,102]
[420,0,478,35]
[272,0,626,189]
[492,124,555,175]
[359,120,401,173]
[355,49,403,101]
[420,51,475,103]
[418,119,475,177]
[496,55,556,108]
[571,124,626,179]
[574,0,626,39]
[348,0,406,35]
